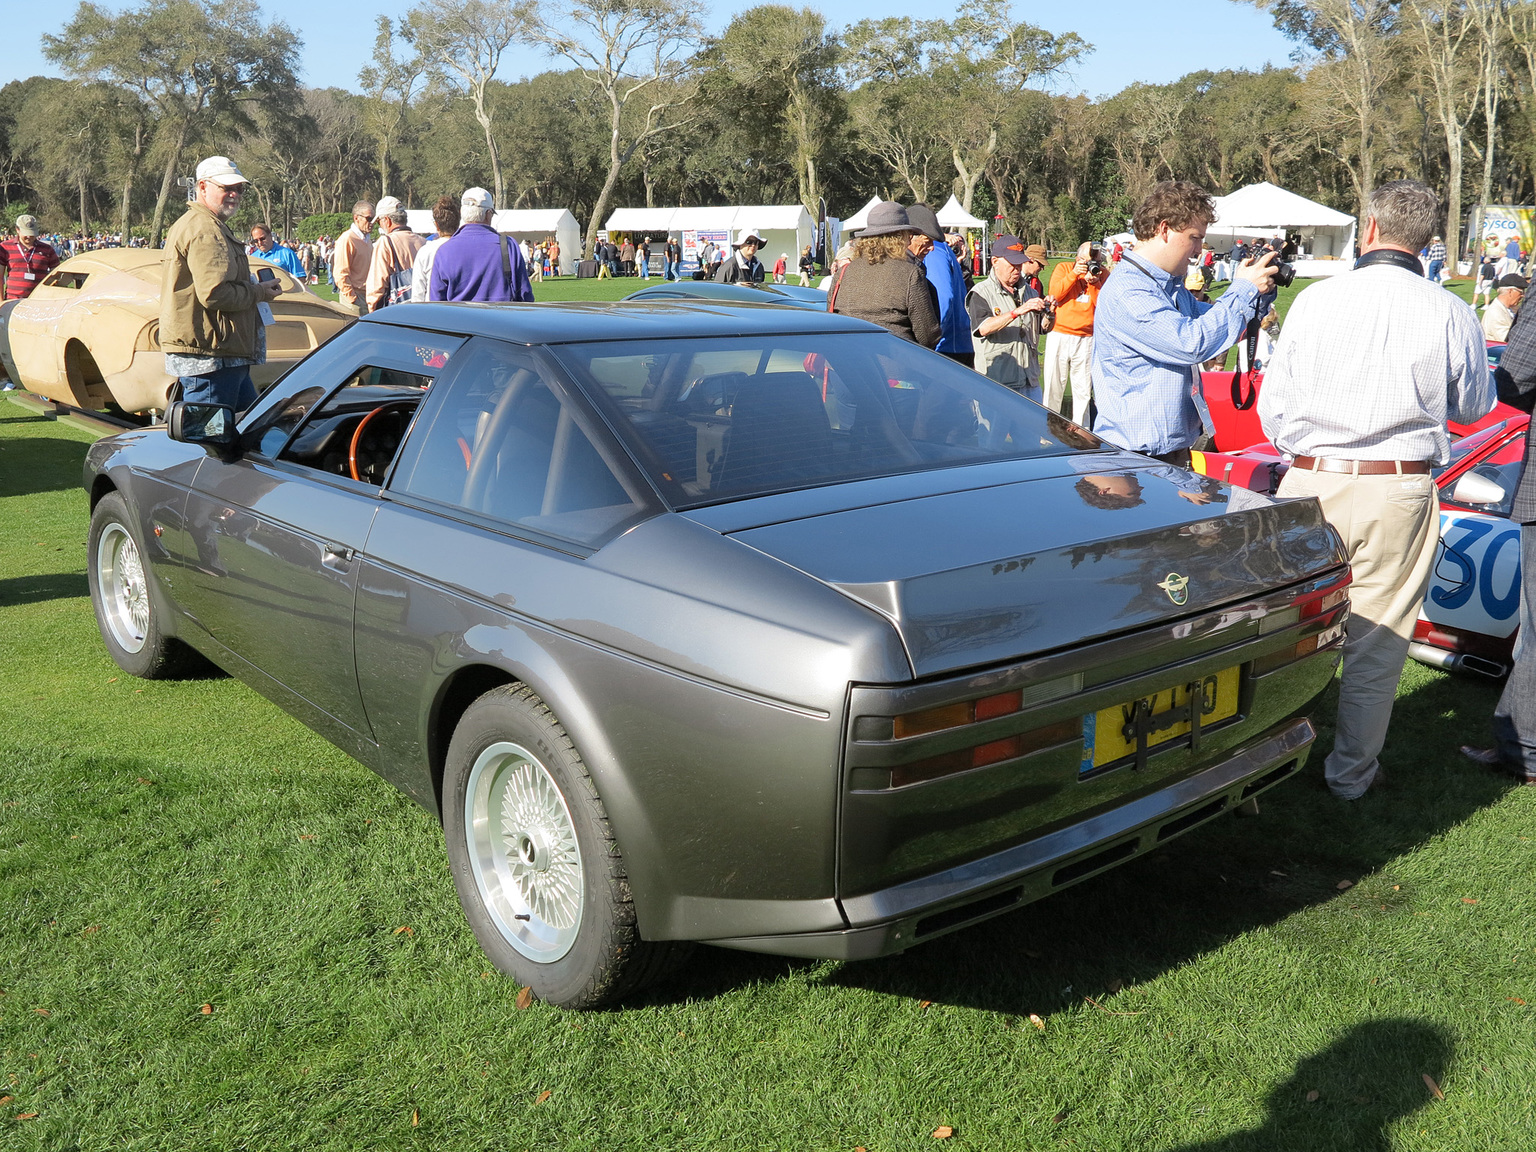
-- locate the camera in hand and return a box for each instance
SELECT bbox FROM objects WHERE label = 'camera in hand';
[1256,242,1294,290]
[1086,259,1104,277]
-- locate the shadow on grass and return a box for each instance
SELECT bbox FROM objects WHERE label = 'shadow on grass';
[1164,1018,1451,1152]
[0,571,88,606]
[0,434,91,497]
[645,670,1512,1012]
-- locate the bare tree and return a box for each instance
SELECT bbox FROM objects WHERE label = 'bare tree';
[359,16,426,200]
[406,0,530,206]
[1403,0,1483,263]
[1248,0,1398,233]
[46,0,300,247]
[526,0,706,257]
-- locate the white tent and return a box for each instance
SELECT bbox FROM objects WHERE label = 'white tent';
[936,195,985,230]
[1209,182,1357,269]
[404,206,582,274]
[841,196,884,233]
[604,204,816,269]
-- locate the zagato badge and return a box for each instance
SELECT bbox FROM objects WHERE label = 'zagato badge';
[1157,572,1190,605]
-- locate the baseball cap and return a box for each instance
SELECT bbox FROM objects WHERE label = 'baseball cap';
[1024,243,1048,264]
[1496,273,1528,291]
[989,234,1029,264]
[462,187,494,212]
[375,195,403,218]
[15,214,38,236]
[195,156,247,188]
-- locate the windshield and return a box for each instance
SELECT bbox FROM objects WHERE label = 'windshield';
[553,332,1098,508]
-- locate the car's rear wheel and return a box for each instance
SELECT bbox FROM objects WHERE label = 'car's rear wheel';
[87,491,196,678]
[443,684,689,1008]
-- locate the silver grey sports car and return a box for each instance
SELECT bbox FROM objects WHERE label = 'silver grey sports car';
[83,301,1349,1008]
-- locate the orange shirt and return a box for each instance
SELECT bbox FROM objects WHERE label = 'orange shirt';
[1047,262,1101,337]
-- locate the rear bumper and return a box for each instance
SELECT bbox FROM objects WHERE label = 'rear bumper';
[706,717,1314,960]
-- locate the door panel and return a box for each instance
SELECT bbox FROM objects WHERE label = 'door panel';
[179,460,377,735]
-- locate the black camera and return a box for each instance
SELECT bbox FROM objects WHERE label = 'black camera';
[1271,259,1295,289]
[1086,259,1104,277]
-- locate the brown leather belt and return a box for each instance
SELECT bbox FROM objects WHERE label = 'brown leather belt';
[1292,456,1431,475]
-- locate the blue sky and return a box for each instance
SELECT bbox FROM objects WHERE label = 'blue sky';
[7,1,1298,98]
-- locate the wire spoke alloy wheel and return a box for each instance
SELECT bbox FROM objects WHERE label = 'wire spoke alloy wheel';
[465,741,584,963]
[96,522,149,654]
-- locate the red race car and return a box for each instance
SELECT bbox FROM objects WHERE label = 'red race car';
[1192,362,1526,678]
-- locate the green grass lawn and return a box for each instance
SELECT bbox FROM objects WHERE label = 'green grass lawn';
[2,399,1534,1151]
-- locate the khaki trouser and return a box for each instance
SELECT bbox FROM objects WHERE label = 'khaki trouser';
[1275,466,1439,798]
[1043,330,1093,426]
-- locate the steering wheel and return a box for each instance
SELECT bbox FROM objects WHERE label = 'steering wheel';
[348,400,418,482]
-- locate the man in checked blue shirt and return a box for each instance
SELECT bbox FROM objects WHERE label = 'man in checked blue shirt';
[1092,181,1278,466]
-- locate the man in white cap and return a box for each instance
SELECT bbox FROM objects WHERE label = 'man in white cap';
[1,214,60,303]
[715,226,766,283]
[334,199,376,313]
[159,156,283,411]
[428,187,533,303]
[365,195,424,312]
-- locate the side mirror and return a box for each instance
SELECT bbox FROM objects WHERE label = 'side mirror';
[166,401,239,452]
[1451,469,1507,507]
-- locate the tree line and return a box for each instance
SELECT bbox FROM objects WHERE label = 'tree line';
[3,0,1536,261]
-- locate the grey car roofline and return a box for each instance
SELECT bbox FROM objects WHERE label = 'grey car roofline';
[356,299,883,345]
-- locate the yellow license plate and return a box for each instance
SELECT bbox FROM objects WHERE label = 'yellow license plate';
[1084,665,1241,771]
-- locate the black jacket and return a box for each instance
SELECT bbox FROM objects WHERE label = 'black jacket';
[1494,303,1536,523]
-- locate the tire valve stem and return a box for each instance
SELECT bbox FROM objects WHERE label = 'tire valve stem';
[514,914,531,921]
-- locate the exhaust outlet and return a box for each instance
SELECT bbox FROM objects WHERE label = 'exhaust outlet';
[1408,642,1507,679]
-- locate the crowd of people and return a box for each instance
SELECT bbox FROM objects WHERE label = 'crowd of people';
[821,178,1533,798]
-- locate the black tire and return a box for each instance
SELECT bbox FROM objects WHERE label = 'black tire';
[442,683,690,1008]
[87,491,198,678]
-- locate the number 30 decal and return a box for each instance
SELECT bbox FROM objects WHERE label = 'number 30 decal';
[1427,513,1522,635]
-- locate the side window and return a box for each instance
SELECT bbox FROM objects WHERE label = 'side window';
[392,341,648,545]
[278,367,432,484]
[254,386,325,458]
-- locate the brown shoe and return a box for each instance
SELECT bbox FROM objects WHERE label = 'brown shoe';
[1461,745,1536,784]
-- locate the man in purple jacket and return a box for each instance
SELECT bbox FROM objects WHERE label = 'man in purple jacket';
[428,187,533,303]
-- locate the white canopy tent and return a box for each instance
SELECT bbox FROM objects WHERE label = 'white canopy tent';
[403,206,582,274]
[1209,182,1357,272]
[604,204,817,268]
[840,196,884,233]
[936,195,985,231]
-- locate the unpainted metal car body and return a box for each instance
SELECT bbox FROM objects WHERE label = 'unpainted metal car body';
[0,248,354,414]
[83,300,1350,1006]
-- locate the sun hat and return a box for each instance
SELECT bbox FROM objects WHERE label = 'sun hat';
[860,202,915,238]
[735,226,766,248]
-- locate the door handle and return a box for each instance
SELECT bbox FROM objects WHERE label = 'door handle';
[322,543,354,569]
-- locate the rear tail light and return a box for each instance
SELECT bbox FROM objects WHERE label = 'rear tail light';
[892,718,1083,788]
[892,674,1082,739]
[1252,616,1347,675]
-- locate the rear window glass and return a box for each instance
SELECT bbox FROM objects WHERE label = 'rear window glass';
[552,333,1097,507]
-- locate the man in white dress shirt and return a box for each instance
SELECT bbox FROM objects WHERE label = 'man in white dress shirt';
[1259,180,1494,800]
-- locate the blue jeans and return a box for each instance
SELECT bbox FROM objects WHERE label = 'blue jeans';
[179,364,256,412]
[1492,524,1536,778]
[1427,259,1444,282]
[663,259,677,281]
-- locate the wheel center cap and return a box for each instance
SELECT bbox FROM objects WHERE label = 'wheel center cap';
[514,829,552,871]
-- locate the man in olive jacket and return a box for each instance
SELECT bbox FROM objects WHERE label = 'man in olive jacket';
[160,156,282,410]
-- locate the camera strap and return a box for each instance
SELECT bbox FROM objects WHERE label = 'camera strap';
[1353,248,1424,276]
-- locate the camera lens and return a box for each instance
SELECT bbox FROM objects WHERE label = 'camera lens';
[1273,261,1295,289]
